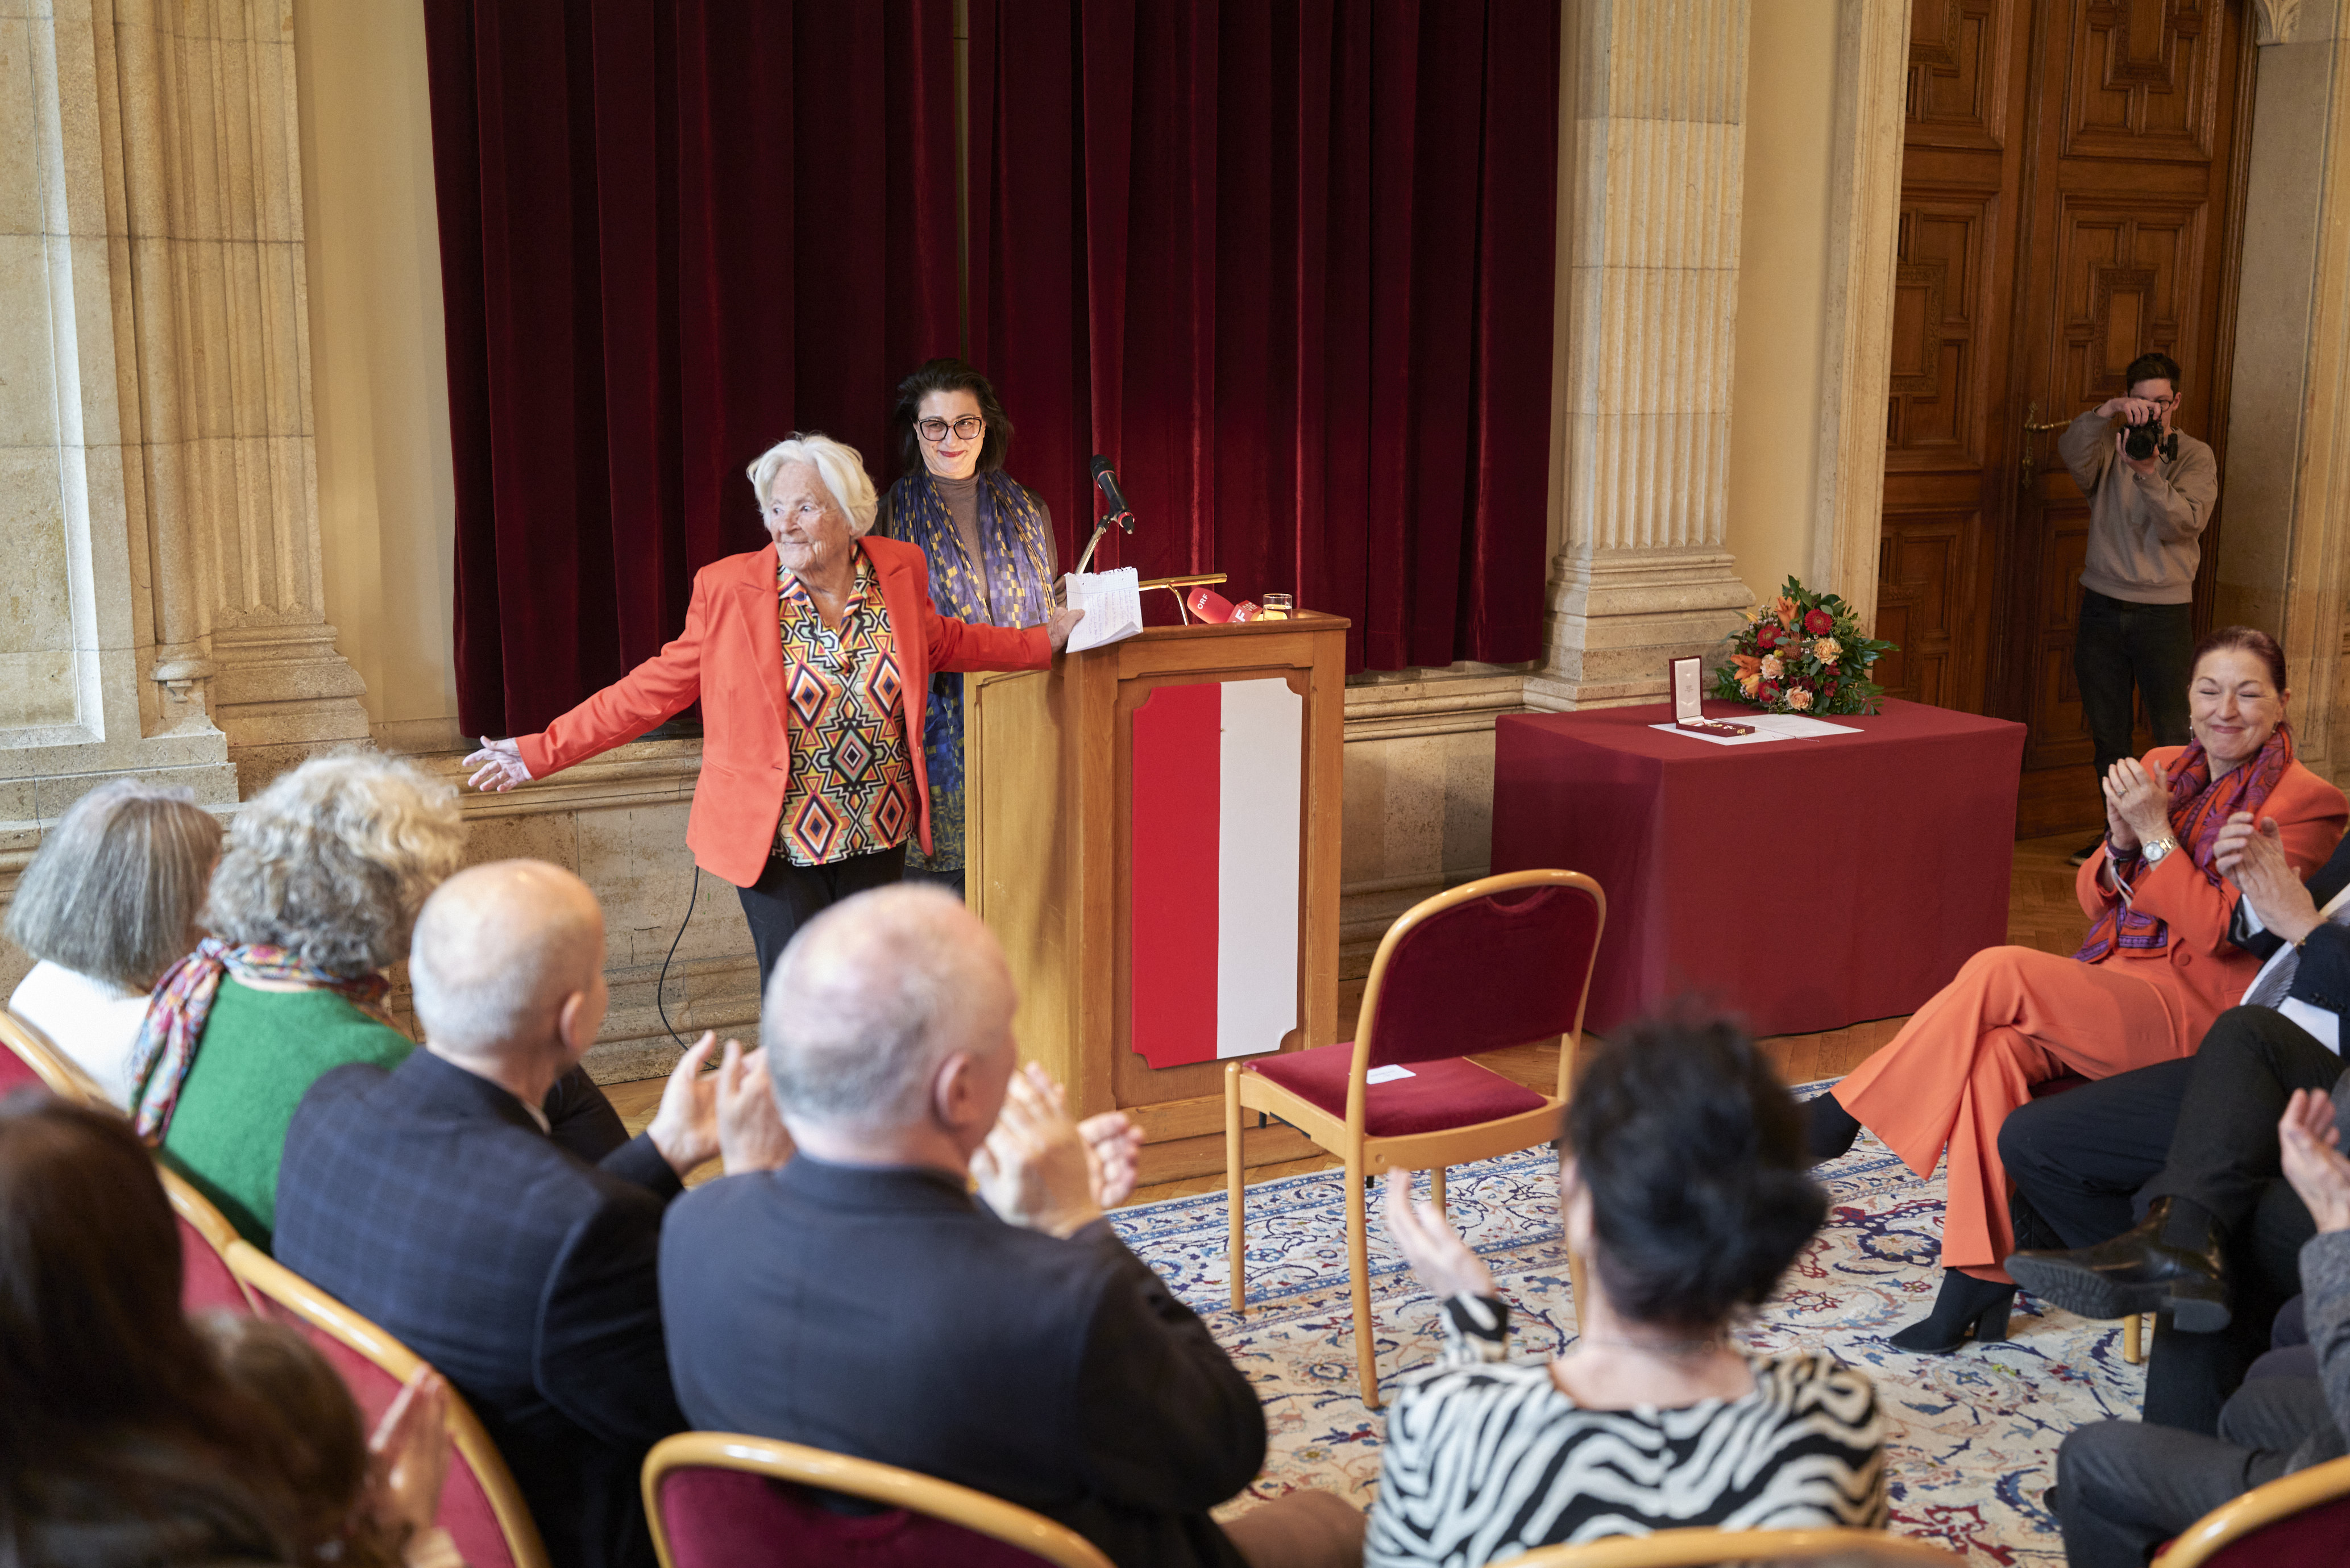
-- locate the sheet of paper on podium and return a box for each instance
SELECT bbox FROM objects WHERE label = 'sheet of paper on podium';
[1061,568,1143,651]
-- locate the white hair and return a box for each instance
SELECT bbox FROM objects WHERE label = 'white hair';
[762,885,1007,1129]
[410,862,601,1059]
[746,432,879,537]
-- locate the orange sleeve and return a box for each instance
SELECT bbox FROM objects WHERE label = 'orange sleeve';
[516,572,710,779]
[916,567,1053,673]
[2133,768,2348,956]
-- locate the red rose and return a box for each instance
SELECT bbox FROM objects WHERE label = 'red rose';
[1755,624,1780,650]
[1804,608,1834,635]
[1758,681,1780,702]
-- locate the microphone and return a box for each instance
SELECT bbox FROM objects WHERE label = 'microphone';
[1089,455,1137,533]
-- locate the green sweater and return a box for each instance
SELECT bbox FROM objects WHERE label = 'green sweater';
[159,979,413,1247]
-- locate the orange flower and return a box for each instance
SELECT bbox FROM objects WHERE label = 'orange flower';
[1759,653,1784,681]
[1737,672,1761,697]
[1812,637,1842,665]
[1730,653,1761,677]
[1775,596,1798,629]
[1786,687,1815,712]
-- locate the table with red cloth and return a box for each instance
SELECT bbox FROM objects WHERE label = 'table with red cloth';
[1489,697,2028,1038]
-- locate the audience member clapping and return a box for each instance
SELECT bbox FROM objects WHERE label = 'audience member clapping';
[272,860,791,1568]
[1368,1016,1885,1566]
[659,884,1367,1568]
[6,780,222,1104]
[0,1093,454,1567]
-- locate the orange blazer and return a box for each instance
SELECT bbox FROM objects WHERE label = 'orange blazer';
[2074,746,2348,1045]
[517,536,1051,888]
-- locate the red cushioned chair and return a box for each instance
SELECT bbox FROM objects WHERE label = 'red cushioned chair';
[642,1432,1115,1568]
[224,1240,551,1568]
[1490,1526,1966,1565]
[1224,868,1606,1406]
[2153,1451,2350,1566]
[0,1007,110,1105]
[158,1163,259,1315]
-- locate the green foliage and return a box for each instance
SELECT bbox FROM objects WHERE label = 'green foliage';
[1709,576,1900,717]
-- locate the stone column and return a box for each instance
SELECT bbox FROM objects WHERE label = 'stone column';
[111,0,369,789]
[1528,0,1757,710]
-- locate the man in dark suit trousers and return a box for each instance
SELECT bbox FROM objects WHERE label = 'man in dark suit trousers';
[659,885,1367,1568]
[2003,809,2350,1428]
[274,861,794,1568]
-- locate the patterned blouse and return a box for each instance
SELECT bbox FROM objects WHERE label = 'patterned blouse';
[1367,1297,1886,1567]
[773,552,916,866]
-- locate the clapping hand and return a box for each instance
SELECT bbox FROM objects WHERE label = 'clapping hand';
[971,1064,1104,1237]
[1382,1168,1496,1301]
[2281,1088,2350,1234]
[2101,756,2172,856]
[716,1041,795,1175]
[463,736,533,793]
[365,1365,451,1546]
[1078,1110,1143,1211]
[2219,813,2322,943]
[645,1034,722,1177]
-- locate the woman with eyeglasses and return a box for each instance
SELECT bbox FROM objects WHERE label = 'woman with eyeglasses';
[873,359,1061,902]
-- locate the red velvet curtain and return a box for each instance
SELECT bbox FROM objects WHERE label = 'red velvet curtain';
[967,1,1560,671]
[425,1,959,735]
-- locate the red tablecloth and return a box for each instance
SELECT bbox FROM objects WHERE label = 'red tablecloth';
[1490,698,2027,1038]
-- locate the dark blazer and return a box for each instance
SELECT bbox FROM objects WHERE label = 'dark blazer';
[2231,828,2350,1016]
[659,1158,1266,1568]
[273,1051,688,1568]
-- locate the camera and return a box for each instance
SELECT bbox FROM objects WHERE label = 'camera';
[2124,417,2178,464]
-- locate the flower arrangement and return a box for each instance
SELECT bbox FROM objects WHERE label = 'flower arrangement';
[1713,577,1896,716]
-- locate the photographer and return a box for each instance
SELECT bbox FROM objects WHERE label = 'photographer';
[2059,351,2220,866]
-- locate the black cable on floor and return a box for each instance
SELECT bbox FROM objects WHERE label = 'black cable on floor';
[656,864,700,1053]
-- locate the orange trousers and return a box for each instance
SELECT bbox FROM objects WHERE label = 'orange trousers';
[1832,945,2195,1279]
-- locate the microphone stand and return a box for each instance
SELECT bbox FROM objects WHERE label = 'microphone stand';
[1073,505,1132,577]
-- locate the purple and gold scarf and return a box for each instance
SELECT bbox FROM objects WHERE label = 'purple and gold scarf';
[2073,726,2296,964]
[127,937,395,1142]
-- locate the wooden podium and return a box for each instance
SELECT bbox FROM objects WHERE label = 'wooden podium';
[964,612,1348,1182]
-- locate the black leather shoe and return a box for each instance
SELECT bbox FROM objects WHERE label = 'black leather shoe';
[1806,1093,1861,1164]
[2068,835,2105,866]
[2004,1197,2231,1333]
[1887,1268,2015,1354]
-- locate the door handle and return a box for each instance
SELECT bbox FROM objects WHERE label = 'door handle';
[2019,402,2070,488]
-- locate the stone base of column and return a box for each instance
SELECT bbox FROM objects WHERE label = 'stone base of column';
[207,625,374,794]
[1524,547,1755,710]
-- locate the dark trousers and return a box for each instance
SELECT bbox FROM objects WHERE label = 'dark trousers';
[2057,1375,2331,1568]
[737,845,906,991]
[2000,1009,2335,1432]
[903,864,966,902]
[2074,589,2194,785]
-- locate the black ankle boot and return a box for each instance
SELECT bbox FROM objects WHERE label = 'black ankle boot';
[2004,1196,2231,1332]
[1887,1268,2016,1354]
[1805,1093,1861,1164]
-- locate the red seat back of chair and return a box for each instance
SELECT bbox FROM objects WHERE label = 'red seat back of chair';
[0,1044,41,1095]
[656,1467,1065,1568]
[2200,1495,2350,1567]
[1367,881,1604,1070]
[250,1299,520,1568]
[176,1213,251,1314]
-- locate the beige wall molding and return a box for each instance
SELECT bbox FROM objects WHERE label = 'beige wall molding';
[1534,0,1757,711]
[1809,0,1912,631]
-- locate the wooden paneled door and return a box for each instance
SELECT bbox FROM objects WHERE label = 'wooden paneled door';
[1880,0,2253,836]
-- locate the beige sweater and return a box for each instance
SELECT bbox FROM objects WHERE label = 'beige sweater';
[2060,409,2218,605]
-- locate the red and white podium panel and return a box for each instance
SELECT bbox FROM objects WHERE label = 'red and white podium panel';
[965,614,1346,1164]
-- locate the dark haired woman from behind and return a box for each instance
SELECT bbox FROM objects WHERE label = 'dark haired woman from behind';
[875,357,1059,901]
[0,1092,457,1567]
[1365,1017,1883,1567]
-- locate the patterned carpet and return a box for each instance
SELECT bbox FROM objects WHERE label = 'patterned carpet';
[1108,1100,2146,1565]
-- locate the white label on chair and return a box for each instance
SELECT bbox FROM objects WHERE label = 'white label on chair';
[1365,1065,1417,1084]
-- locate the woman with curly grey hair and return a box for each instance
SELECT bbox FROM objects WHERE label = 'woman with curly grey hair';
[6,780,223,1104]
[131,752,467,1247]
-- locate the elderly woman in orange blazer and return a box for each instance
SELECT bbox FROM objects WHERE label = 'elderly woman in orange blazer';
[466,433,1081,983]
[1808,626,2347,1353]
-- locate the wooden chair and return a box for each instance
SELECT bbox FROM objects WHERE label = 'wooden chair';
[642,1432,1115,1568]
[0,1007,110,1104]
[1226,868,1606,1406]
[223,1241,551,1568]
[2152,1451,2350,1566]
[1490,1527,1968,1566]
[157,1162,260,1315]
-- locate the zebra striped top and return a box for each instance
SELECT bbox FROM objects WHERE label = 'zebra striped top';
[1367,1298,1886,1567]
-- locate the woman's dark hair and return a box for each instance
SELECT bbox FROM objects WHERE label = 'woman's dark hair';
[2191,625,2287,696]
[1560,1014,1827,1333]
[0,1091,290,1555]
[890,357,1015,479]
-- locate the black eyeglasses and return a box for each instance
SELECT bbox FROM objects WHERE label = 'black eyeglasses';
[915,416,985,442]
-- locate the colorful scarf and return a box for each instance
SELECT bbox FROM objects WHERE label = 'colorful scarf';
[2073,726,2297,964]
[127,937,396,1142]
[885,470,1057,871]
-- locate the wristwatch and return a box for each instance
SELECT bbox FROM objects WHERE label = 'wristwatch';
[2142,837,2181,867]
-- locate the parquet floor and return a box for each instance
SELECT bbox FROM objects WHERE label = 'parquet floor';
[606,832,2099,1205]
